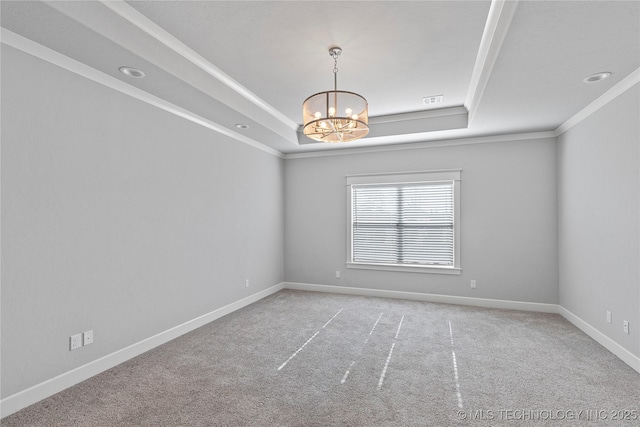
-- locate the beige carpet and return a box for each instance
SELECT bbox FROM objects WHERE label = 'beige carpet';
[3,289,639,426]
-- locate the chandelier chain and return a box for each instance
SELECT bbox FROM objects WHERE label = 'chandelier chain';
[332,51,339,91]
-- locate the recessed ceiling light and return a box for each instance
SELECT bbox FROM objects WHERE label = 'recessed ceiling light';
[583,72,611,83]
[119,66,145,78]
[235,124,249,129]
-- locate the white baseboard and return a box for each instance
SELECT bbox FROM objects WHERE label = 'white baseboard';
[0,282,285,419]
[558,306,640,374]
[284,282,560,313]
[4,281,637,418]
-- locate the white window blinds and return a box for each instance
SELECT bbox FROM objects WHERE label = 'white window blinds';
[351,181,455,266]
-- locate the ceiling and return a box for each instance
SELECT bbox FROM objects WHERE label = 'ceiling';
[2,1,639,155]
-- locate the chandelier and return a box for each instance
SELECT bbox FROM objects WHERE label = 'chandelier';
[302,47,369,143]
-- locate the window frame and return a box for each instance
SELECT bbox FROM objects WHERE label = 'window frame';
[346,170,461,275]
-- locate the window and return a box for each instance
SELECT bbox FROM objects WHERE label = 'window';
[347,170,461,274]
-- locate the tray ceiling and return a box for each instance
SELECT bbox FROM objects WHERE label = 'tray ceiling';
[2,1,638,155]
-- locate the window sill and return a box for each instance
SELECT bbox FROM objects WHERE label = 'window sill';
[346,262,461,275]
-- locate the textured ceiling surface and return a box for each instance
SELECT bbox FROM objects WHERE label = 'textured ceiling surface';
[2,1,639,154]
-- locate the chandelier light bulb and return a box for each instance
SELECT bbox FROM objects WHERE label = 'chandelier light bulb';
[345,108,353,116]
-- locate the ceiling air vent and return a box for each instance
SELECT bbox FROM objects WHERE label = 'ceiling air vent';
[423,95,443,106]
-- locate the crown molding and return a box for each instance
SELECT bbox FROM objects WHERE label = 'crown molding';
[284,131,556,159]
[465,0,520,125]
[99,0,299,132]
[7,2,637,161]
[288,62,640,158]
[368,106,469,125]
[1,28,284,159]
[555,67,640,136]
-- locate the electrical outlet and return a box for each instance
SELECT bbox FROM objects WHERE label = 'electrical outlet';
[245,279,249,288]
[70,334,82,351]
[83,330,94,346]
[606,311,612,324]
[336,270,341,279]
[470,280,477,289]
[623,320,629,334]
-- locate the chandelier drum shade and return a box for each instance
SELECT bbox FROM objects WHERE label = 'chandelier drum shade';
[302,47,369,143]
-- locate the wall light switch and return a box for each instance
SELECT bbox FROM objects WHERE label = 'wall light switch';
[606,311,612,324]
[470,280,477,289]
[336,271,341,279]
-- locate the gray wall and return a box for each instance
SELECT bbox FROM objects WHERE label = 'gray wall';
[558,84,640,357]
[1,46,285,398]
[3,34,635,405]
[285,138,559,304]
